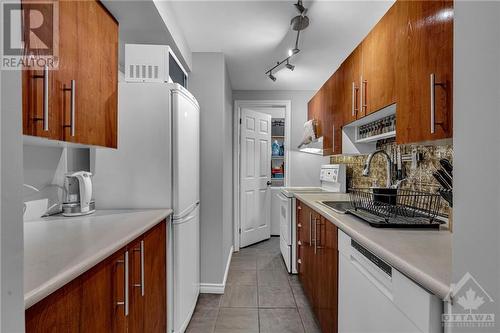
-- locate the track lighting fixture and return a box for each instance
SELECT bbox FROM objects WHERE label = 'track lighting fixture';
[265,0,309,81]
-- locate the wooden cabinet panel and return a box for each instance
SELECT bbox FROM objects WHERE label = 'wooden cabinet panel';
[330,72,343,155]
[362,3,398,115]
[80,251,122,333]
[73,1,118,147]
[22,0,118,148]
[21,0,65,140]
[307,82,334,156]
[395,0,453,144]
[25,279,81,333]
[296,201,339,333]
[143,221,167,333]
[341,44,363,124]
[315,216,338,333]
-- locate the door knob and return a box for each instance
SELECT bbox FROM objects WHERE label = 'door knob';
[267,181,272,186]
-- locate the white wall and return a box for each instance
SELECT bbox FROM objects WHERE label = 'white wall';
[1,69,25,332]
[23,146,90,218]
[222,62,234,264]
[189,52,233,287]
[233,90,330,186]
[452,2,500,331]
[153,0,192,70]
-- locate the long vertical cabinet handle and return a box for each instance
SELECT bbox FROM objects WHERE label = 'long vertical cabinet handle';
[115,251,129,316]
[314,218,317,254]
[360,75,367,115]
[309,212,313,245]
[132,241,145,296]
[430,73,435,134]
[352,82,356,117]
[32,65,50,131]
[430,73,447,134]
[140,240,145,296]
[63,80,76,136]
[125,251,129,316]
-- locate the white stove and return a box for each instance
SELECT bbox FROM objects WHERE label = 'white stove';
[279,164,347,273]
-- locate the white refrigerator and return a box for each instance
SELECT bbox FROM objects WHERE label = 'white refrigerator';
[92,82,200,333]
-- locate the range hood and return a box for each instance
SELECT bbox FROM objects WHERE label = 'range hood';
[297,119,327,155]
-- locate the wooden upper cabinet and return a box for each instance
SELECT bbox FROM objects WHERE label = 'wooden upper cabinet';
[395,0,453,144]
[361,3,398,115]
[307,84,334,155]
[330,72,343,155]
[22,0,64,141]
[340,44,363,124]
[22,0,118,148]
[73,1,118,147]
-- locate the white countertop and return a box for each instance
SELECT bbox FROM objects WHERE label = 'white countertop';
[294,193,452,300]
[24,209,172,309]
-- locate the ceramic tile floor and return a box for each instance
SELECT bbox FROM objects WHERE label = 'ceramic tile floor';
[186,236,321,333]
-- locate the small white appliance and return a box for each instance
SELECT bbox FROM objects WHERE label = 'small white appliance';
[125,44,188,87]
[62,171,95,217]
[93,82,200,333]
[279,164,347,273]
[338,230,442,333]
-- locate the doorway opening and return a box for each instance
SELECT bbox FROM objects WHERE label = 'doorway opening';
[233,100,291,252]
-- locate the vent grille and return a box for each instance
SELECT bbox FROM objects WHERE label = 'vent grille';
[128,64,160,80]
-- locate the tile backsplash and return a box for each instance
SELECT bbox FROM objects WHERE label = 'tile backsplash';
[331,140,453,216]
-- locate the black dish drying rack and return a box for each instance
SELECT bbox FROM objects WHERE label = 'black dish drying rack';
[347,188,444,228]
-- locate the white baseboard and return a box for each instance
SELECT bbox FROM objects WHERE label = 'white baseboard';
[200,246,233,294]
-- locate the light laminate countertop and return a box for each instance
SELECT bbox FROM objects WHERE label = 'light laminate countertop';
[24,209,172,309]
[294,193,452,300]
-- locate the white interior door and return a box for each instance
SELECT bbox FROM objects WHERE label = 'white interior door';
[240,108,272,248]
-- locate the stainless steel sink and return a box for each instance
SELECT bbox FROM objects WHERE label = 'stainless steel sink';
[319,201,352,214]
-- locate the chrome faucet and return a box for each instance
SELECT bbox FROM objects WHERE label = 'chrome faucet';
[362,149,393,188]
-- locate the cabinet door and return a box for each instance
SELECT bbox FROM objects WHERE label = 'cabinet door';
[25,279,81,332]
[396,0,453,144]
[22,0,64,140]
[362,2,398,115]
[315,217,338,333]
[80,252,121,333]
[341,44,363,124]
[73,1,118,147]
[330,71,343,155]
[297,202,313,301]
[143,222,167,333]
[307,84,334,156]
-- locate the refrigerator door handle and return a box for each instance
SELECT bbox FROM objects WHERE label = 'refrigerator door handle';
[173,202,199,223]
[173,201,200,220]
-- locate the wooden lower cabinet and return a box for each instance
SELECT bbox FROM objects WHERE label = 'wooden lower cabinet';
[296,201,338,333]
[26,221,167,333]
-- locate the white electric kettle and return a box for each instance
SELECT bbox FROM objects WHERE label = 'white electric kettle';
[62,171,95,216]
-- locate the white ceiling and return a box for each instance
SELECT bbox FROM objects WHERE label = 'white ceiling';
[169,0,395,91]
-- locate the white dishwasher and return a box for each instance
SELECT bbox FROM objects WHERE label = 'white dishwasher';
[338,230,443,333]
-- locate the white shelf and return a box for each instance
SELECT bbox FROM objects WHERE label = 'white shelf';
[272,156,285,159]
[355,130,396,143]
